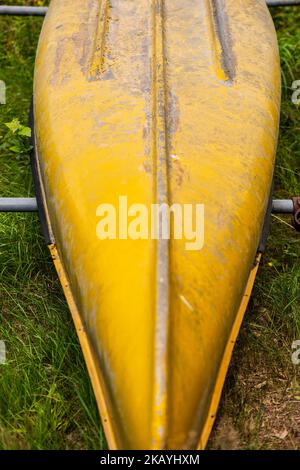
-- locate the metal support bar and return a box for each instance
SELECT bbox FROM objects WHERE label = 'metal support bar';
[0,6,48,16]
[272,199,294,214]
[267,0,300,5]
[0,197,296,214]
[272,198,300,232]
[0,196,299,234]
[0,2,298,18]
[0,198,38,212]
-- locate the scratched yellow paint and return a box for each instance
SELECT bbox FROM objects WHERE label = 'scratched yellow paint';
[34,0,280,449]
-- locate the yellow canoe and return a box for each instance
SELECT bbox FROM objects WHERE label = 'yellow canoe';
[33,0,281,450]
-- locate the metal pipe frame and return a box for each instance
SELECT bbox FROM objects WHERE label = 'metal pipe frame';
[0,197,296,214]
[0,6,48,16]
[0,198,38,212]
[272,199,294,214]
[0,1,299,17]
[267,0,300,5]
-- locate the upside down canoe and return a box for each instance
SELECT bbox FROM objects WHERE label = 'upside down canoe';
[33,0,281,450]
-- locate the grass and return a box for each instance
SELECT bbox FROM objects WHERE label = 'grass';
[0,0,104,450]
[0,0,299,450]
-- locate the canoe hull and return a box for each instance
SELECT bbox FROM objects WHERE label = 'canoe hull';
[34,0,280,449]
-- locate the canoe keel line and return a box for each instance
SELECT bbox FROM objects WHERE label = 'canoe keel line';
[0,0,299,450]
[150,0,170,449]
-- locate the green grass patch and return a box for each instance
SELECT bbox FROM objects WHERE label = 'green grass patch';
[0,0,105,450]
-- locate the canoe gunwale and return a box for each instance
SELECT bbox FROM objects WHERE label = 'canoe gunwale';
[197,253,261,449]
[29,98,53,246]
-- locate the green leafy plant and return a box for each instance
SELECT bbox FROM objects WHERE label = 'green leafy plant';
[1,118,32,156]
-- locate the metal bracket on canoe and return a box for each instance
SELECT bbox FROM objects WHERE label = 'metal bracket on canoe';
[0,198,38,212]
[0,1,299,17]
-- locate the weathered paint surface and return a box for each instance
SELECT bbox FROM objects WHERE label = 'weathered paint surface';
[34,0,280,449]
